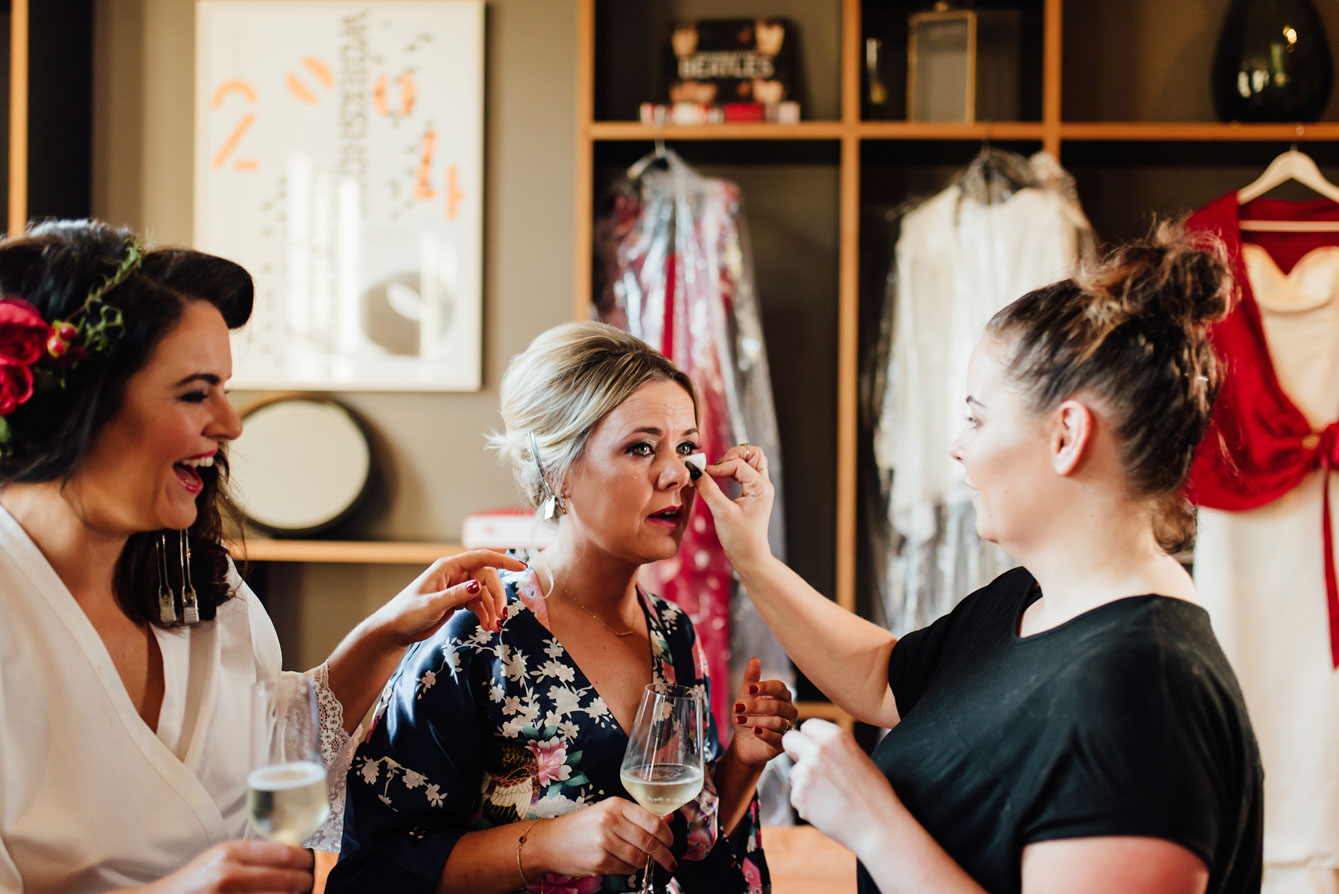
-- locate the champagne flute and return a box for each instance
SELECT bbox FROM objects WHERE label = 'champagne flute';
[248,676,330,846]
[619,684,705,894]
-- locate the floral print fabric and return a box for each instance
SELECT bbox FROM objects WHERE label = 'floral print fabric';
[327,569,768,893]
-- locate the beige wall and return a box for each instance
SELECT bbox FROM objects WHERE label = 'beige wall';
[92,0,577,668]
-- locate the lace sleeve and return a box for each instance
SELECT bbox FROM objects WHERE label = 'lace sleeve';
[300,663,363,852]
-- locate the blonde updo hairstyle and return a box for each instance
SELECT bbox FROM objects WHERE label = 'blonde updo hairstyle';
[489,322,698,515]
[986,220,1235,554]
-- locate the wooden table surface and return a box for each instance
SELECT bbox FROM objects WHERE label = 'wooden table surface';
[766,824,858,894]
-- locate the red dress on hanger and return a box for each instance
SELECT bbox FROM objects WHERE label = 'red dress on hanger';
[1186,193,1339,665]
[1187,193,1339,885]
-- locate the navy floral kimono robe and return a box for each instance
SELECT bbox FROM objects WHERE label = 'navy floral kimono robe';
[328,568,769,893]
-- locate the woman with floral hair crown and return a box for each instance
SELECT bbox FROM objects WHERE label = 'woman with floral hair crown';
[0,219,524,892]
[329,321,796,894]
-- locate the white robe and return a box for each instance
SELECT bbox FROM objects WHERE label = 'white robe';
[874,152,1092,633]
[0,505,349,893]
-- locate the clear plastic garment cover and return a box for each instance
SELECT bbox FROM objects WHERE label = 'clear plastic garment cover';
[594,148,795,820]
[867,149,1095,635]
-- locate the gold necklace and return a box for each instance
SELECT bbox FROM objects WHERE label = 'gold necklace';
[565,590,637,638]
[541,563,637,638]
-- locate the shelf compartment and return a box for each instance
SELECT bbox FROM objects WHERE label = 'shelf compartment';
[1061,0,1339,124]
[230,540,463,565]
[589,140,841,601]
[1064,140,1339,246]
[594,0,844,123]
[861,0,1045,125]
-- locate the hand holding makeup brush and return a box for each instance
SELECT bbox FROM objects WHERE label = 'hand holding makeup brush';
[692,443,775,568]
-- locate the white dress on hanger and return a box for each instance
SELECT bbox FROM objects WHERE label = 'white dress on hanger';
[1194,244,1339,894]
[876,154,1092,633]
[0,505,352,892]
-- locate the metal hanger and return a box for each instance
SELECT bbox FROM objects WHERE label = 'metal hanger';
[959,144,1036,205]
[626,137,681,182]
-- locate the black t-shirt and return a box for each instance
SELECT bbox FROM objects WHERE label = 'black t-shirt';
[863,567,1263,894]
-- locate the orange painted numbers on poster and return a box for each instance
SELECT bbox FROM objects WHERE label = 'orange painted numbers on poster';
[374,71,417,118]
[209,79,258,172]
[286,57,333,104]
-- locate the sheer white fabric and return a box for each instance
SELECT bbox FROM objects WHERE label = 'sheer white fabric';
[305,662,360,852]
[872,151,1094,633]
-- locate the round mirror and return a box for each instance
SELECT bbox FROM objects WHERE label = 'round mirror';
[229,396,374,537]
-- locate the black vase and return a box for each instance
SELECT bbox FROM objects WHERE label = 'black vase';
[1212,0,1335,122]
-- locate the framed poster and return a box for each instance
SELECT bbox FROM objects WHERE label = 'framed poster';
[195,0,483,391]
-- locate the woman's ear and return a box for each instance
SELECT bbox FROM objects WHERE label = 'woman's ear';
[1050,399,1094,476]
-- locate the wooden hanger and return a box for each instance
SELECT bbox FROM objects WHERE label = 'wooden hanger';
[1238,148,1339,232]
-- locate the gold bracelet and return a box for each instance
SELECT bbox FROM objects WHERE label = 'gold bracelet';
[516,818,542,889]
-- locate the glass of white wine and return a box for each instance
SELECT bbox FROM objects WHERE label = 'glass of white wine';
[248,676,330,846]
[619,684,705,894]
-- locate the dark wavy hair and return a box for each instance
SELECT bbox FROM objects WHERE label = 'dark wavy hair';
[986,221,1235,554]
[0,219,254,626]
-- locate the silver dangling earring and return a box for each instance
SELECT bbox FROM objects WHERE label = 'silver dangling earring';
[529,432,566,519]
[179,529,200,624]
[157,533,178,624]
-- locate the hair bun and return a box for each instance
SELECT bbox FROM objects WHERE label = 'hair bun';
[1081,220,1234,330]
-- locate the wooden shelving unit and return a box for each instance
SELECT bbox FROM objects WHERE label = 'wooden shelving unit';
[240,0,1337,736]
[573,0,1339,730]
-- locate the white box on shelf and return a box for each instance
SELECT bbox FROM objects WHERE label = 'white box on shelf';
[461,508,555,551]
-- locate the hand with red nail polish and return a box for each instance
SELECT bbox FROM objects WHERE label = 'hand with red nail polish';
[371,550,526,648]
[727,656,797,768]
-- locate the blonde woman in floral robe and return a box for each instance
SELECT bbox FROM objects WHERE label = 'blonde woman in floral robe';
[329,323,794,893]
[334,570,769,893]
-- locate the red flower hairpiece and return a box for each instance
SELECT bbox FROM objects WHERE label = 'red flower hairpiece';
[0,239,146,454]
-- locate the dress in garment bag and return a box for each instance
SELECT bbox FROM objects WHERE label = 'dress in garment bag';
[594,159,791,737]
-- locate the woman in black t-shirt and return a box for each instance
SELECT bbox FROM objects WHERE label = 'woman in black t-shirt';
[698,224,1264,894]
